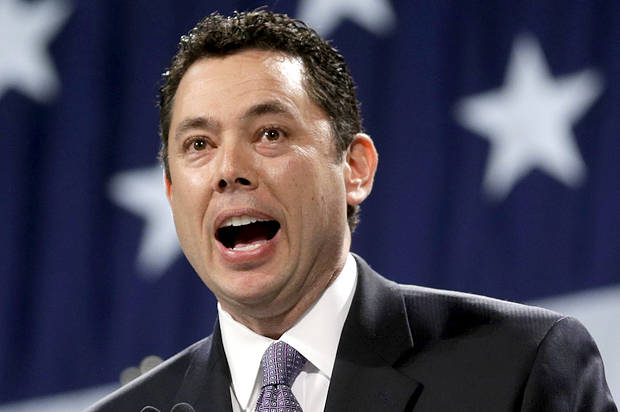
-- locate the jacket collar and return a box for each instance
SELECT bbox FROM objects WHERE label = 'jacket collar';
[324,254,423,411]
[175,320,233,412]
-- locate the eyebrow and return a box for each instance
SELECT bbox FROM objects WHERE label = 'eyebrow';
[173,116,220,141]
[241,101,294,121]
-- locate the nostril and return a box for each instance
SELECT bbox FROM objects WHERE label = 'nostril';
[218,177,251,190]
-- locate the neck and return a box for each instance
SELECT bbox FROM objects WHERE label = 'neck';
[221,249,349,339]
[242,271,340,339]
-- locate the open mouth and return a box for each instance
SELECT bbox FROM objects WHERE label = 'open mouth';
[216,215,280,251]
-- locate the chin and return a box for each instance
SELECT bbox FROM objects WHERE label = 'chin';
[216,271,285,302]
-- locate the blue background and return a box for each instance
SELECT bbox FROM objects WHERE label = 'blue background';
[1,0,618,404]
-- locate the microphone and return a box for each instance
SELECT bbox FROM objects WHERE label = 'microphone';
[139,403,195,412]
[171,403,196,412]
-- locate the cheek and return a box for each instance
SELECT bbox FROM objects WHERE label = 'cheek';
[261,146,346,223]
[168,177,212,272]
[296,161,345,216]
[170,171,211,231]
[275,151,324,198]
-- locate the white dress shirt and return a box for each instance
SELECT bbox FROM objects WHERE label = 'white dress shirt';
[218,253,358,412]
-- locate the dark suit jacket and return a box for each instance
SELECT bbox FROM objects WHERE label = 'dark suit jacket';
[87,256,617,411]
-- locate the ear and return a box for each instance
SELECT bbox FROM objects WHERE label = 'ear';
[164,170,173,204]
[344,133,378,206]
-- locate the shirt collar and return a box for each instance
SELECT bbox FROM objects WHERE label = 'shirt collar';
[218,253,358,409]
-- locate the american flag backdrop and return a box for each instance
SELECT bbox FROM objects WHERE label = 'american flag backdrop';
[1,0,618,409]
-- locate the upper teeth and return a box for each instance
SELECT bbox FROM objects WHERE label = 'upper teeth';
[221,215,267,228]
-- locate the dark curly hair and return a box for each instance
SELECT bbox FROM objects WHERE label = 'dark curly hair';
[158,9,363,231]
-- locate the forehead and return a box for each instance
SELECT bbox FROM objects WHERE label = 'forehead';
[174,49,308,111]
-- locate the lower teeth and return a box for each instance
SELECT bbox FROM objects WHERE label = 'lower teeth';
[232,243,262,251]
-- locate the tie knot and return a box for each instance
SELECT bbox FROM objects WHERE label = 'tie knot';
[260,341,306,387]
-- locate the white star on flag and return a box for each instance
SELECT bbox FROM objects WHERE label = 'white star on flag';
[108,165,181,279]
[0,0,71,103]
[296,0,396,37]
[454,34,604,201]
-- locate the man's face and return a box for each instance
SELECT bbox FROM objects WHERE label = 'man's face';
[166,49,351,321]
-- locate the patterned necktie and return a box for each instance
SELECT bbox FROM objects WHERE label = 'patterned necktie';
[255,341,307,412]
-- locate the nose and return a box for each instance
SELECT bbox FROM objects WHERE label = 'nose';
[214,141,257,192]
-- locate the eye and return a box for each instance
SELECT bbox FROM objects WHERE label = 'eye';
[192,138,206,150]
[184,136,211,152]
[261,128,283,142]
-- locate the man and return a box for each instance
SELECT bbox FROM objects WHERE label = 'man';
[88,10,616,412]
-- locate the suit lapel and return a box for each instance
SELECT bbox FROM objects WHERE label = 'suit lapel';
[174,320,233,412]
[324,256,423,412]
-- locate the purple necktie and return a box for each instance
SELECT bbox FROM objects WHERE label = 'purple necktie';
[255,341,306,412]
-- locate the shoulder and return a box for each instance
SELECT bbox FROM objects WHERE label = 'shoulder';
[85,336,212,412]
[394,282,601,366]
[357,262,615,409]
[354,256,564,377]
[397,282,564,345]
[353,253,564,347]
[521,315,617,410]
[397,283,616,409]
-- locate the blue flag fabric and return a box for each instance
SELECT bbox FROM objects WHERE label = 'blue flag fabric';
[1,0,619,404]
